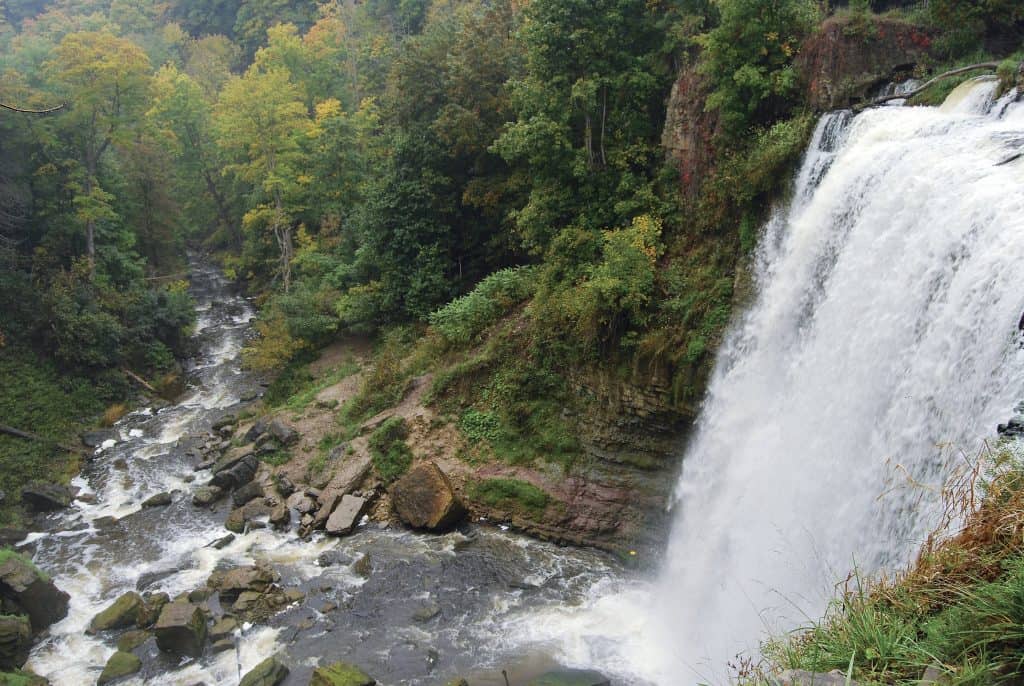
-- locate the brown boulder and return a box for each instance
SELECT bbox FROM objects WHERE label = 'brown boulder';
[390,463,465,532]
[153,602,206,657]
[0,553,69,634]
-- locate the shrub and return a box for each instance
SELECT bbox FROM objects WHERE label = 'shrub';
[469,478,550,514]
[368,416,412,483]
[428,267,537,346]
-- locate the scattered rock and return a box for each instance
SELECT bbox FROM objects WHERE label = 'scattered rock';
[153,602,207,657]
[136,570,176,591]
[141,492,173,508]
[352,554,372,579]
[208,564,279,604]
[239,657,289,686]
[319,601,337,614]
[411,601,440,623]
[192,485,224,507]
[0,615,31,670]
[232,482,264,508]
[267,419,298,446]
[212,414,236,431]
[20,484,75,512]
[0,529,27,547]
[206,534,236,550]
[138,592,170,628]
[211,455,259,491]
[97,651,141,685]
[244,418,269,443]
[0,553,70,633]
[81,430,116,448]
[75,493,97,504]
[325,495,369,537]
[275,476,296,499]
[113,458,129,471]
[116,630,151,652]
[286,492,316,514]
[89,592,144,633]
[310,662,376,686]
[212,638,235,652]
[390,463,466,532]
[269,502,289,529]
[209,616,238,642]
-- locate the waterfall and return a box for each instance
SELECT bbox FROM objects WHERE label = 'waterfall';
[655,78,1024,680]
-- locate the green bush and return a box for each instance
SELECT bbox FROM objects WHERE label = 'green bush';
[428,266,537,346]
[368,416,413,483]
[469,478,550,514]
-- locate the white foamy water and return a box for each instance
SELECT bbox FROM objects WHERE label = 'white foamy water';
[506,80,1024,684]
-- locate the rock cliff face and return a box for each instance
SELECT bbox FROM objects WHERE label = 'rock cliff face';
[796,17,934,110]
[661,65,719,199]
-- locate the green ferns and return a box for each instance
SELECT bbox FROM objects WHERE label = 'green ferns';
[368,416,413,483]
[428,266,537,346]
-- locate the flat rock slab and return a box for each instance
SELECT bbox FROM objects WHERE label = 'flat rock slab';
[310,662,376,686]
[239,656,289,686]
[325,495,369,536]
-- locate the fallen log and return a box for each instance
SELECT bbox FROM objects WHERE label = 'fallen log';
[0,424,86,454]
[122,368,158,394]
[866,62,1002,108]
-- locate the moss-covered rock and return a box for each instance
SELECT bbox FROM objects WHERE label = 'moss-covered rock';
[525,670,610,686]
[97,651,141,685]
[89,592,143,633]
[239,656,289,686]
[153,602,206,657]
[309,662,375,686]
[0,616,30,671]
[115,630,150,653]
[0,669,49,685]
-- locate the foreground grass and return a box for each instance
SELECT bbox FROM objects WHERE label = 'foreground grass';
[764,445,1024,685]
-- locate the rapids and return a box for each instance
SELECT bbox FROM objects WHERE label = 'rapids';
[21,260,628,685]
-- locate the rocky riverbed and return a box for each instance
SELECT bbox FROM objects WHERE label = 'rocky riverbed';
[10,259,644,686]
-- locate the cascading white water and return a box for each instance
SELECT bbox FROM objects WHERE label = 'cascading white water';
[655,78,1024,681]
[504,79,1024,685]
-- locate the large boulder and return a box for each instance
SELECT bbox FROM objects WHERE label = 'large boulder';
[240,657,289,686]
[0,553,69,633]
[97,651,142,685]
[232,482,264,507]
[244,418,269,443]
[153,602,207,657]
[192,485,224,507]
[211,454,259,491]
[267,419,298,446]
[21,484,75,512]
[309,662,375,686]
[207,564,279,604]
[390,463,466,532]
[325,495,369,537]
[0,615,31,671]
[89,592,143,633]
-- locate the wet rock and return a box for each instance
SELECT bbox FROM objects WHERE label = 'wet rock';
[0,615,31,670]
[444,680,469,686]
[206,534,235,550]
[211,455,259,491]
[138,592,170,628]
[97,651,141,685]
[772,670,857,686]
[212,414,236,431]
[208,564,279,604]
[0,529,27,547]
[209,616,238,642]
[136,570,176,591]
[526,670,610,686]
[89,592,144,633]
[239,657,289,686]
[188,588,212,603]
[192,485,224,507]
[390,463,466,532]
[351,554,372,579]
[244,418,269,443]
[231,589,290,621]
[153,602,207,657]
[21,484,75,512]
[325,495,369,537]
[212,638,235,653]
[269,502,289,529]
[283,589,305,604]
[310,492,341,531]
[141,492,173,508]
[225,499,272,533]
[286,492,316,514]
[309,662,375,686]
[319,601,337,614]
[275,475,296,499]
[218,425,235,439]
[0,553,70,633]
[315,550,352,568]
[267,419,298,446]
[75,493,98,504]
[113,458,129,471]
[116,630,151,652]
[81,430,115,448]
[232,482,264,507]
[411,601,440,623]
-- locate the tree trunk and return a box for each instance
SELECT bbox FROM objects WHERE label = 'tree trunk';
[869,62,1002,107]
[83,173,96,277]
